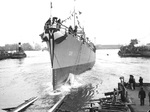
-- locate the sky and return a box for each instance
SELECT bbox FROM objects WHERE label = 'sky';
[0,0,150,46]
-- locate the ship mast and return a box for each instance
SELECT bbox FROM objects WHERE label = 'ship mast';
[74,0,76,28]
[50,2,52,19]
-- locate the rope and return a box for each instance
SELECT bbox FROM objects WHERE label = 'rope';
[62,11,83,29]
[75,15,82,29]
[60,23,83,39]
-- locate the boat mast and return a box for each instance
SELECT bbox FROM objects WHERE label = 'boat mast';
[50,2,52,19]
[74,0,76,28]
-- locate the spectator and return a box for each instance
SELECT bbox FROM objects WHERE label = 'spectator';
[133,76,136,90]
[148,91,150,106]
[129,75,134,90]
[138,87,146,106]
[139,77,143,87]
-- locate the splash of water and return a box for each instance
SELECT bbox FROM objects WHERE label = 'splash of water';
[44,73,84,97]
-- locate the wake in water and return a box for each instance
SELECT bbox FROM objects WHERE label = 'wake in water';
[44,73,84,96]
[32,73,86,110]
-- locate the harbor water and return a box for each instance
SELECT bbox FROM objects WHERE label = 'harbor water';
[0,49,150,112]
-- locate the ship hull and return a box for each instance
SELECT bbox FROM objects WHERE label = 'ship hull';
[11,52,27,59]
[118,51,150,57]
[41,16,96,90]
[46,34,96,89]
[0,54,11,60]
[140,51,150,57]
[53,61,95,89]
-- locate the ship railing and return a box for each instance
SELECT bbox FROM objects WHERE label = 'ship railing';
[53,22,96,51]
[60,23,86,40]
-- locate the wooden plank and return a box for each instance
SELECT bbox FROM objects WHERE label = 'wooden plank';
[48,95,66,112]
[2,96,38,112]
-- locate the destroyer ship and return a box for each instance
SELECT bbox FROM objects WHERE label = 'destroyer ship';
[40,2,96,90]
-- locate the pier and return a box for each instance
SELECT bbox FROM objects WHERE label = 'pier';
[48,78,150,112]
[127,83,150,112]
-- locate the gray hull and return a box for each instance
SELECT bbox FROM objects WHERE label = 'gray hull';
[53,61,95,89]
[46,34,96,89]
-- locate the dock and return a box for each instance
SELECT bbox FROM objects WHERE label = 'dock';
[48,78,150,112]
[83,78,150,112]
[127,84,150,112]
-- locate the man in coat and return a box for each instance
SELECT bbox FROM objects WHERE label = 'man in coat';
[138,87,146,106]
[148,91,150,106]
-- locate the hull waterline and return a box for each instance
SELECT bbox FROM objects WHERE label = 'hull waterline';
[53,61,95,89]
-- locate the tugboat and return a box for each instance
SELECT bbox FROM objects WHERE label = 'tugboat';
[40,2,96,90]
[11,42,27,59]
[118,39,150,57]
